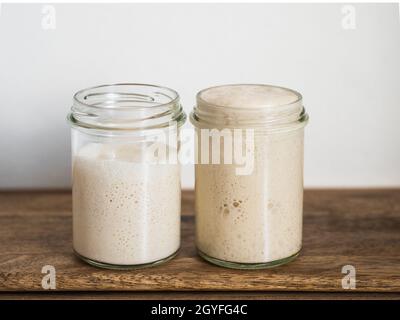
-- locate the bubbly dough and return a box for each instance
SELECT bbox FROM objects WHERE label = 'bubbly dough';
[73,143,180,265]
[195,84,304,264]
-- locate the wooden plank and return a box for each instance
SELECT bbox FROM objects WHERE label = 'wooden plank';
[0,190,399,293]
[1,292,400,300]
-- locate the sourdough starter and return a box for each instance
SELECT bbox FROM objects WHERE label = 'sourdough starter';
[195,84,305,264]
[73,143,180,266]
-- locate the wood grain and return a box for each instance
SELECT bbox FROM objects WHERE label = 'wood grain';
[1,292,400,300]
[0,189,399,294]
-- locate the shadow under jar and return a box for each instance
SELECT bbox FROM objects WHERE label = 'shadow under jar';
[67,84,186,269]
[191,84,309,269]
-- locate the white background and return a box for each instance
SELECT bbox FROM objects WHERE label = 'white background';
[0,3,399,189]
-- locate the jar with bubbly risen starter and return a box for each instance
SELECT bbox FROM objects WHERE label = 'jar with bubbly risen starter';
[191,84,309,269]
[67,84,186,269]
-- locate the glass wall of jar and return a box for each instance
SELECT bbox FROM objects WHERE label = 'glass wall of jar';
[67,84,186,269]
[191,84,309,269]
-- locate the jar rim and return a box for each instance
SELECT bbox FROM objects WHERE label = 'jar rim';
[68,83,186,132]
[196,83,303,110]
[191,83,308,132]
[73,83,180,111]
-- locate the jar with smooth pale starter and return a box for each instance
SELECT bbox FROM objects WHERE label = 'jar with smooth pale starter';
[191,84,309,269]
[67,84,186,269]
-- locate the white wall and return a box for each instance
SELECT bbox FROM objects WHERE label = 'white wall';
[0,3,399,189]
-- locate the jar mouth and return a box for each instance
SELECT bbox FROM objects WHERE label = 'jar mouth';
[191,84,308,132]
[68,83,186,131]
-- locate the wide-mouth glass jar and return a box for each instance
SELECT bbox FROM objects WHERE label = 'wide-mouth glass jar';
[191,84,309,269]
[67,83,186,269]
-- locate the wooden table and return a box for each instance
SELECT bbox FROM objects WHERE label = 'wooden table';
[0,190,399,300]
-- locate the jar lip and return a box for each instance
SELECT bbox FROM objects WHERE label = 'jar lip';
[196,83,303,110]
[69,83,186,132]
[73,83,180,111]
[192,83,308,132]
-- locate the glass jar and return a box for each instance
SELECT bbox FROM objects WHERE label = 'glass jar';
[191,84,309,269]
[67,83,186,269]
